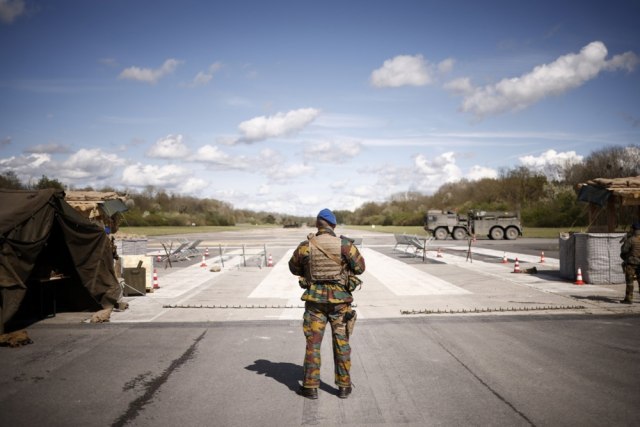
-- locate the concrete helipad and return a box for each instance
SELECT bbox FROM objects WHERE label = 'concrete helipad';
[109,227,640,324]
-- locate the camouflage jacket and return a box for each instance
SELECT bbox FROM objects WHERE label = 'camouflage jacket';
[621,232,640,265]
[289,228,365,303]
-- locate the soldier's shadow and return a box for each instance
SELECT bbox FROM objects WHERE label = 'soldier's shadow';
[244,359,333,394]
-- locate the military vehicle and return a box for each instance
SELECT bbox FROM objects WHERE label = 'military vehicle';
[424,209,523,240]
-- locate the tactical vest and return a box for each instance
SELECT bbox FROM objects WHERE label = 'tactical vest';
[625,234,640,265]
[306,233,345,283]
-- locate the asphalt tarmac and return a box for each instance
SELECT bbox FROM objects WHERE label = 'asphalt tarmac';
[1,227,639,426]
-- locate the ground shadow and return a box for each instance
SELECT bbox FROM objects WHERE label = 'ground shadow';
[244,359,334,395]
[572,295,625,304]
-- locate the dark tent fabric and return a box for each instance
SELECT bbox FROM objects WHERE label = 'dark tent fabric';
[0,189,120,332]
[578,184,612,207]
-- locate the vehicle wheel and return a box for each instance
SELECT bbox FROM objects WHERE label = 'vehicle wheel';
[434,228,448,240]
[505,227,519,240]
[452,228,467,240]
[490,227,504,240]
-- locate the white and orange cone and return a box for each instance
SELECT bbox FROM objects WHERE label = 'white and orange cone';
[575,268,585,285]
[501,253,508,263]
[267,254,274,267]
[153,268,159,289]
[204,247,209,258]
[200,255,207,268]
[513,258,520,273]
[437,248,443,258]
[539,251,545,263]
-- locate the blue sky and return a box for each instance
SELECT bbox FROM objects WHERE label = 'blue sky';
[1,0,639,216]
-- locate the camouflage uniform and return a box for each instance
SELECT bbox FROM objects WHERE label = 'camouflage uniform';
[289,227,365,389]
[620,228,640,303]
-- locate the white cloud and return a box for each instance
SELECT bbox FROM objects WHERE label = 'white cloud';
[370,54,433,88]
[458,41,640,118]
[438,58,455,74]
[0,0,25,24]
[519,149,583,180]
[0,152,51,169]
[121,163,191,188]
[467,165,498,181]
[185,62,223,87]
[443,77,473,95]
[414,152,462,189]
[266,162,314,183]
[191,144,249,169]
[119,59,182,84]
[24,143,71,154]
[59,148,125,180]
[180,177,209,195]
[237,108,320,143]
[303,140,362,163]
[413,151,497,193]
[147,134,190,159]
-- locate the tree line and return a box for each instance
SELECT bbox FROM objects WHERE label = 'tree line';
[1,144,639,228]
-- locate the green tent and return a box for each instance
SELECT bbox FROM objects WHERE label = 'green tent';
[0,189,120,333]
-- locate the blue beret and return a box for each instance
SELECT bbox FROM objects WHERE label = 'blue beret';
[317,208,337,226]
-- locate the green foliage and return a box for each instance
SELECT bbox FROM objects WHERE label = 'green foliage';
[0,171,24,189]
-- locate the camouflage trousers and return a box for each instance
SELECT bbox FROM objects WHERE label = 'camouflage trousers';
[624,264,640,301]
[302,302,351,388]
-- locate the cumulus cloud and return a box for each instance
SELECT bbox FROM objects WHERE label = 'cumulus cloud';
[370,55,454,88]
[185,62,222,87]
[236,108,320,143]
[24,143,71,154]
[467,165,499,181]
[413,151,498,193]
[121,163,191,188]
[119,59,182,84]
[0,152,51,170]
[0,153,53,183]
[456,41,639,118]
[147,134,190,159]
[59,148,125,180]
[443,77,474,95]
[519,149,583,180]
[180,177,208,195]
[0,0,26,24]
[303,140,362,163]
[191,144,249,169]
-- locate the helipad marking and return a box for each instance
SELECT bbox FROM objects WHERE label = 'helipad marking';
[248,249,300,300]
[361,248,470,295]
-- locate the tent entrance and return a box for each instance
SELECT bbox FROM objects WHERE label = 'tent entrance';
[5,222,101,330]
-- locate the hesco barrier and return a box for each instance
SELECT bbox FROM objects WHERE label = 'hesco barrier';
[559,232,626,284]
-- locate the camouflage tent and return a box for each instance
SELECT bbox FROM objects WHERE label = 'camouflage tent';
[0,189,121,333]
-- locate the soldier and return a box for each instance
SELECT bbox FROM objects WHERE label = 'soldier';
[620,223,640,304]
[289,208,365,399]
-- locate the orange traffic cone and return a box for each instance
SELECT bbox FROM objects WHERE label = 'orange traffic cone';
[204,247,209,258]
[437,248,443,258]
[501,253,508,263]
[513,258,520,273]
[200,255,207,268]
[539,251,545,263]
[575,268,585,285]
[267,254,274,267]
[153,268,159,289]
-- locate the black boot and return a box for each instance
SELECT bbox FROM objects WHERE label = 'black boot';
[297,386,318,399]
[338,386,352,399]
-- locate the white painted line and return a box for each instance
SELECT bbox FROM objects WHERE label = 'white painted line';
[362,248,470,295]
